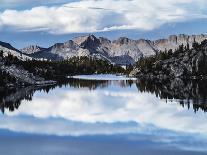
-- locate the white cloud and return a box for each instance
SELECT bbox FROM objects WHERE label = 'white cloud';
[5,87,207,135]
[0,0,207,34]
[1,80,207,151]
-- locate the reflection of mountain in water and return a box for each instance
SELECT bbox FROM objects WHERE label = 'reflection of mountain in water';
[66,78,110,89]
[66,78,134,89]
[1,78,207,113]
[0,79,113,113]
[0,86,51,113]
[0,79,134,113]
[136,78,207,112]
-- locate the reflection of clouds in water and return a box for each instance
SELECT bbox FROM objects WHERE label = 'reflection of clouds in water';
[5,85,207,136]
[1,112,207,152]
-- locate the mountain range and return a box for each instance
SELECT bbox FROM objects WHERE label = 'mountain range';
[1,34,207,65]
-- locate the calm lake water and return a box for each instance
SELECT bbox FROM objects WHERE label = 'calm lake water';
[1,75,207,155]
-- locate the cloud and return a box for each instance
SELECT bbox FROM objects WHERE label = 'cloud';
[2,85,207,152]
[5,87,207,135]
[0,0,207,34]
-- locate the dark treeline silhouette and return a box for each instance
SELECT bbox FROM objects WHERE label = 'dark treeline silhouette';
[0,78,135,113]
[136,78,207,113]
[0,79,112,113]
[0,85,55,113]
[0,50,127,87]
[0,52,17,86]
[1,77,207,114]
[66,78,110,90]
[17,57,127,80]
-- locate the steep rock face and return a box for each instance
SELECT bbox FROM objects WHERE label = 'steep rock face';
[75,36,145,64]
[74,35,100,50]
[153,39,177,52]
[74,35,110,57]
[20,45,46,54]
[136,39,156,57]
[48,40,90,58]
[111,37,143,59]
[153,34,207,51]
[31,40,90,60]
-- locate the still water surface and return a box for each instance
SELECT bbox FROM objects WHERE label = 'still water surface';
[0,75,207,155]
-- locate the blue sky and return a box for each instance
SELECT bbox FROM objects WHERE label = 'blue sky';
[0,0,207,48]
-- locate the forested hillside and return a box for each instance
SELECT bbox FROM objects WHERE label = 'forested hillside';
[0,50,126,88]
[133,40,207,79]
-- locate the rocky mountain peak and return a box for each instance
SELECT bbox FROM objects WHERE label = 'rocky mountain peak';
[20,45,46,54]
[114,37,131,44]
[73,34,100,47]
[3,33,207,66]
[50,41,79,51]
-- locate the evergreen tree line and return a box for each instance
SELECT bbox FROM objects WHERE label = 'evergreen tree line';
[135,40,204,72]
[0,51,127,82]
[0,51,17,86]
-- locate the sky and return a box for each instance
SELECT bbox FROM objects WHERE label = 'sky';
[0,0,207,48]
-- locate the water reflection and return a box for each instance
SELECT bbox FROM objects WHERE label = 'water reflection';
[1,78,207,154]
[136,78,207,112]
[1,78,207,113]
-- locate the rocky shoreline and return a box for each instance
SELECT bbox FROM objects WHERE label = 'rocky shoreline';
[0,58,56,88]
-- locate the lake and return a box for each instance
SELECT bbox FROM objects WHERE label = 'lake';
[0,75,207,155]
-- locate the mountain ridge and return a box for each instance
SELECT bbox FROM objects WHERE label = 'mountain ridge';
[25,34,207,65]
[2,34,207,65]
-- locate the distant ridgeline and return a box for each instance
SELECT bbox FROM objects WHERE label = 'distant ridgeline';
[133,40,207,79]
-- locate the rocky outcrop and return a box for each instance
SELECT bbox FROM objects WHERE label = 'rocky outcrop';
[0,64,56,86]
[20,45,46,54]
[22,34,207,65]
[153,34,207,51]
[30,40,90,61]
[133,40,207,79]
[0,55,55,86]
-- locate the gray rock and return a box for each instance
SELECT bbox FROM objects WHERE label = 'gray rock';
[20,45,46,54]
[0,64,56,85]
